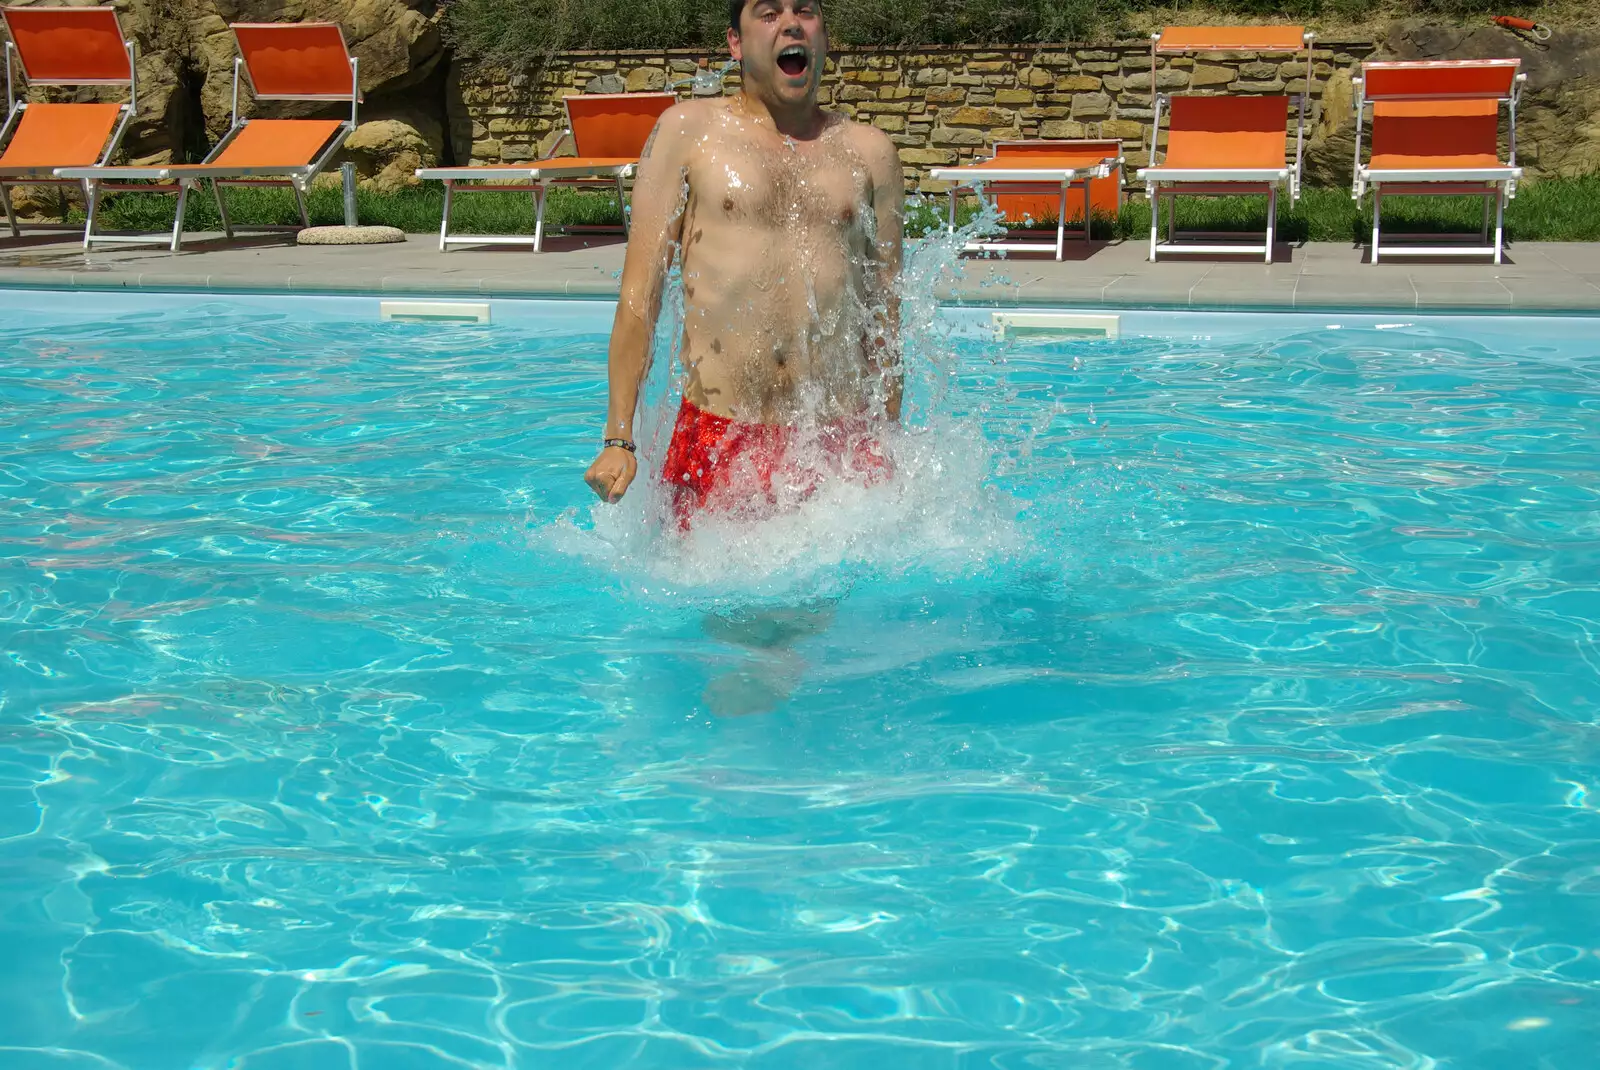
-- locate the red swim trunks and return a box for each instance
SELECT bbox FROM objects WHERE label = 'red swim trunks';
[659,397,891,528]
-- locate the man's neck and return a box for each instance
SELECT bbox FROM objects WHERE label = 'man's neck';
[737,89,826,141]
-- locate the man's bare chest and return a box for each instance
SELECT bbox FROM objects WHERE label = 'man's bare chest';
[686,137,871,231]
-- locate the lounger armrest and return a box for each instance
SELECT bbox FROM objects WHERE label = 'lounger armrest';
[55,166,175,179]
[164,165,317,178]
[927,165,1104,183]
[417,163,635,182]
[1139,167,1291,183]
[1360,166,1522,183]
[0,165,84,178]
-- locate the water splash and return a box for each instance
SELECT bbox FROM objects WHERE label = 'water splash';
[547,184,1025,605]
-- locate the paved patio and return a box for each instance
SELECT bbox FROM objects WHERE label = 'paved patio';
[3,231,1600,311]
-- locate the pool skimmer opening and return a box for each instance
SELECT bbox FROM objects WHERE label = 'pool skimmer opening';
[380,300,491,324]
[993,312,1119,341]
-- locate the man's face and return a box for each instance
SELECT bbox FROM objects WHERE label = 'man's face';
[728,0,827,107]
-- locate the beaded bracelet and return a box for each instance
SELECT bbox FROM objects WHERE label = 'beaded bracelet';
[603,438,637,453]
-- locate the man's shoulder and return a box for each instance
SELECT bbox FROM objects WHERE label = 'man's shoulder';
[638,98,720,163]
[656,97,726,136]
[836,115,901,172]
[837,116,898,158]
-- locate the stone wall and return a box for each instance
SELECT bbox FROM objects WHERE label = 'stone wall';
[449,41,1382,191]
[2,5,1597,212]
[450,24,1600,191]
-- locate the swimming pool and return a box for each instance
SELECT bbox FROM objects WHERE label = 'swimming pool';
[2,291,1597,1069]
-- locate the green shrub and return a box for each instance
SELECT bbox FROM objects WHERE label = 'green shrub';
[443,0,1538,74]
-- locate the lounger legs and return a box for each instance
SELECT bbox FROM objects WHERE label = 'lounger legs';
[1494,184,1506,265]
[0,185,16,239]
[1147,184,1283,262]
[292,182,309,231]
[440,181,454,252]
[1082,178,1092,245]
[82,180,101,249]
[170,180,190,253]
[533,185,548,253]
[1265,185,1277,265]
[616,174,630,239]
[1370,187,1382,265]
[1055,183,1067,261]
[212,181,234,239]
[1147,185,1159,261]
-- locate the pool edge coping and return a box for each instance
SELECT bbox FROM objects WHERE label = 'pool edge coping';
[5,276,1600,317]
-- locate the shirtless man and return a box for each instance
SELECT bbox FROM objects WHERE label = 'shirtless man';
[582,0,904,525]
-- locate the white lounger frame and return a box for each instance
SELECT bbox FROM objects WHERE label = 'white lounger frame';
[58,38,358,251]
[926,156,1120,261]
[1351,67,1525,265]
[1139,30,1315,264]
[417,95,650,252]
[0,17,137,238]
[417,163,633,253]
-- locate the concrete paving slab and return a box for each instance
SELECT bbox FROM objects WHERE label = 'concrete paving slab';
[1500,278,1600,309]
[1525,245,1600,272]
[1407,276,1513,307]
[1189,271,1301,308]
[1291,276,1420,309]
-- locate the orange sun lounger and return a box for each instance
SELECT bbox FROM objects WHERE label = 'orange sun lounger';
[1352,59,1524,265]
[57,22,359,252]
[0,6,136,238]
[926,140,1124,260]
[1137,26,1314,263]
[416,92,677,252]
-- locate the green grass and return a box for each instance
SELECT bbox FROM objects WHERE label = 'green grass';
[68,184,626,236]
[58,174,1600,243]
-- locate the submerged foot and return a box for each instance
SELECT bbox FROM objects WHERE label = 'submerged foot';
[703,660,802,717]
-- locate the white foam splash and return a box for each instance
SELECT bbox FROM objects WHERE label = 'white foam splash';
[542,188,1024,607]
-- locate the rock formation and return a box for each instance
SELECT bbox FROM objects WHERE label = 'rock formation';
[3,0,447,191]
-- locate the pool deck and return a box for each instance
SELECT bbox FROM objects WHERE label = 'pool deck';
[4,231,1600,311]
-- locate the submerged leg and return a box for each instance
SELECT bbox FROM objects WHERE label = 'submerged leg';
[701,601,837,717]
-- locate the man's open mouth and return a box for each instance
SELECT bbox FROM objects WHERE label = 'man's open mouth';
[777,45,809,77]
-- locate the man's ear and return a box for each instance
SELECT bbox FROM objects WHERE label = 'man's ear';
[726,27,742,60]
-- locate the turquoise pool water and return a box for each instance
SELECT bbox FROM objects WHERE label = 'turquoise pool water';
[1,293,1598,1069]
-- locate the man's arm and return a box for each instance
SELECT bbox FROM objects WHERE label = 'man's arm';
[863,128,905,421]
[584,105,695,503]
